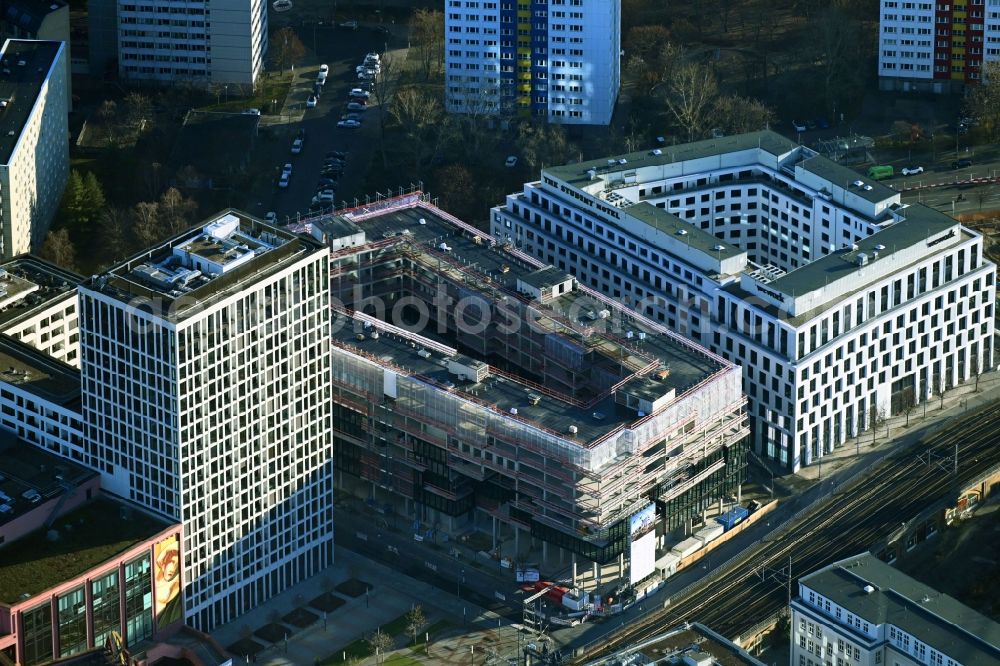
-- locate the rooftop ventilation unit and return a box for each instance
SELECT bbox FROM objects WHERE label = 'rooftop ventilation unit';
[510,407,518,415]
[856,253,869,266]
[676,229,688,236]
[587,169,597,180]
[874,244,886,251]
[650,149,662,156]
[713,244,725,252]
[618,159,628,165]
[419,218,426,225]
[853,180,864,187]
[567,425,578,435]
[864,585,875,595]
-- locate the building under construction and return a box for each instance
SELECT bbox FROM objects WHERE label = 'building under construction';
[311,201,749,567]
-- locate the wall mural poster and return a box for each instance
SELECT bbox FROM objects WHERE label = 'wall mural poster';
[154,535,182,629]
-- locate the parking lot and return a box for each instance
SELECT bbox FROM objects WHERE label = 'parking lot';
[249,22,401,224]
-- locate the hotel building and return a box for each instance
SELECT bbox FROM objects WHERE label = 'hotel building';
[491,130,995,471]
[77,211,334,631]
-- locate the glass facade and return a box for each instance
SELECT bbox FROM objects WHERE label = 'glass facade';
[92,569,121,649]
[124,554,153,645]
[57,586,87,657]
[22,603,53,666]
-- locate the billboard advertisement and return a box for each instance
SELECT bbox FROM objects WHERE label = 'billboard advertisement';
[154,534,182,629]
[629,503,657,585]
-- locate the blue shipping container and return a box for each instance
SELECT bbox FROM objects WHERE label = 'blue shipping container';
[715,506,750,531]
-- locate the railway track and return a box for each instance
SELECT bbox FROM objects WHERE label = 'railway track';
[575,403,1000,661]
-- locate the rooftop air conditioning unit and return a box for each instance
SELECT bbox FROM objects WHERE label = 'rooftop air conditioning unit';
[567,425,578,434]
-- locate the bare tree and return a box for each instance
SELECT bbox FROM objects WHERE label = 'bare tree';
[370,54,401,168]
[270,27,306,75]
[966,61,1000,141]
[661,61,718,141]
[411,9,445,80]
[713,95,775,135]
[939,373,948,410]
[971,354,984,392]
[39,229,77,270]
[899,387,916,427]
[405,606,426,646]
[869,404,886,445]
[366,629,393,665]
[97,100,120,147]
[389,86,451,171]
[97,206,130,263]
[124,91,152,130]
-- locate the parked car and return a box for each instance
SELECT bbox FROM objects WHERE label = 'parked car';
[313,191,336,204]
[349,97,368,106]
[265,211,278,224]
[346,102,367,112]
[341,113,363,122]
[317,71,328,85]
[278,173,290,188]
[291,138,304,154]
[366,52,381,63]
[243,108,261,116]
[349,88,370,99]
[791,120,807,132]
[317,177,337,188]
[313,83,323,96]
[282,163,293,176]
[306,95,318,108]
[340,20,359,29]
[319,64,329,75]
[505,155,518,168]
[952,159,973,169]
[900,166,924,175]
[357,71,375,81]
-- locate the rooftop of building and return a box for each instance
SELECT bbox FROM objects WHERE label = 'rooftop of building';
[585,622,765,666]
[1,0,67,34]
[0,333,80,405]
[0,39,61,165]
[0,254,82,331]
[797,153,896,204]
[327,205,724,444]
[83,209,325,322]
[0,431,95,527]
[0,489,174,605]
[764,202,959,299]
[800,553,1000,666]
[623,200,743,260]
[545,131,799,189]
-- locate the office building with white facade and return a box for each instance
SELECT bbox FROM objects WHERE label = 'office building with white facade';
[791,553,1000,666]
[491,130,996,471]
[118,0,266,86]
[0,39,69,258]
[444,0,619,125]
[878,0,994,93]
[77,210,334,631]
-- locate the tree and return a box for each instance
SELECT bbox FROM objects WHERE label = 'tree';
[967,62,1000,141]
[433,164,476,221]
[971,354,983,392]
[712,95,775,135]
[157,187,198,236]
[803,7,865,118]
[39,229,77,270]
[515,122,572,172]
[624,25,671,62]
[59,170,105,231]
[869,404,886,445]
[97,100,120,147]
[124,91,152,130]
[366,629,393,665]
[411,9,445,80]
[661,61,718,141]
[370,53,401,168]
[899,387,916,427]
[405,606,426,646]
[132,201,162,248]
[96,206,129,263]
[270,27,306,74]
[389,86,452,172]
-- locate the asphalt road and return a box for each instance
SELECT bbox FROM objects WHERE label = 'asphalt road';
[255,24,397,224]
[572,396,1000,662]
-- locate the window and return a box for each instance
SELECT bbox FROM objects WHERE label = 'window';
[124,554,153,644]
[92,570,121,648]
[58,587,88,657]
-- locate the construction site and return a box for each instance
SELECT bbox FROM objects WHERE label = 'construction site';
[305,198,750,582]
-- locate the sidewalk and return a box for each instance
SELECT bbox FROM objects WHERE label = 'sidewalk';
[210,548,513,666]
[786,368,1000,486]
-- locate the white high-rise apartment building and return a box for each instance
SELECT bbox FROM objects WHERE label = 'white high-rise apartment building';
[77,211,334,631]
[0,39,69,258]
[877,0,997,94]
[118,0,267,86]
[791,553,1000,666]
[444,0,620,125]
[492,131,996,471]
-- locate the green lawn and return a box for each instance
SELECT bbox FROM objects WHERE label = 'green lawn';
[319,612,413,666]
[0,497,171,604]
[200,75,293,115]
[384,655,422,666]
